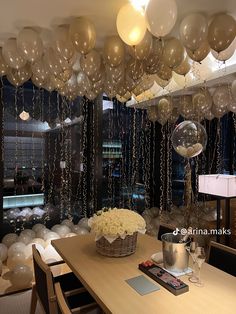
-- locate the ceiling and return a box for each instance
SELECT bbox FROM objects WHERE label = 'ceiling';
[0,0,236,47]
[0,0,236,107]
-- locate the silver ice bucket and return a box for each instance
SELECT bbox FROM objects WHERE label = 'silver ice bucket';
[161,233,189,273]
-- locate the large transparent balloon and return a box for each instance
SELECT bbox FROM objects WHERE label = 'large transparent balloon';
[172,121,207,158]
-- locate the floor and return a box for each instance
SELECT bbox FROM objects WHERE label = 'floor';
[0,289,44,314]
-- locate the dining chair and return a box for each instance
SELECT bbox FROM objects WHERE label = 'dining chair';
[55,281,102,314]
[30,244,100,314]
[207,241,236,277]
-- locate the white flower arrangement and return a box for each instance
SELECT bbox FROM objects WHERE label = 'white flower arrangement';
[88,208,146,243]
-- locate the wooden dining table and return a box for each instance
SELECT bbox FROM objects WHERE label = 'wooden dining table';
[52,234,236,314]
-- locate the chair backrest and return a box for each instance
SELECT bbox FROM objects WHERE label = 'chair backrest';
[207,241,236,277]
[158,223,175,241]
[32,244,58,314]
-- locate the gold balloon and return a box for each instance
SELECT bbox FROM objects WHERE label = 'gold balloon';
[116,3,146,46]
[211,37,236,61]
[44,47,63,77]
[174,56,191,76]
[17,28,43,62]
[192,89,212,113]
[103,36,125,67]
[54,25,75,62]
[179,13,208,52]
[162,37,185,69]
[69,17,96,55]
[208,14,236,53]
[144,53,160,74]
[154,75,170,88]
[31,74,45,88]
[147,106,158,123]
[158,97,173,120]
[151,38,164,58]
[128,31,152,60]
[156,61,172,81]
[186,41,210,62]
[3,38,26,69]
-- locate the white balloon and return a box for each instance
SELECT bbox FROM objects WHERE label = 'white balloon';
[24,243,44,260]
[145,0,177,37]
[18,234,32,245]
[7,251,27,270]
[21,229,36,239]
[2,233,18,248]
[0,243,8,262]
[65,233,77,238]
[32,223,46,233]
[231,80,236,101]
[61,219,74,229]
[78,218,90,231]
[36,228,50,239]
[8,242,26,258]
[76,227,90,235]
[43,244,62,262]
[10,264,33,288]
[31,238,46,248]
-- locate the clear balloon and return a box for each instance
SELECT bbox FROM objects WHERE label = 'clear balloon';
[178,95,195,119]
[32,58,49,82]
[172,120,207,158]
[147,106,158,122]
[69,17,96,55]
[179,14,208,52]
[116,3,146,46]
[3,38,26,69]
[186,41,210,63]
[192,89,212,114]
[54,25,75,62]
[158,97,173,121]
[162,37,185,69]
[0,47,9,76]
[17,28,43,62]
[103,36,125,67]
[80,49,101,78]
[231,80,236,101]
[44,47,63,77]
[127,58,144,81]
[7,64,31,87]
[145,0,177,37]
[213,85,232,109]
[208,14,236,53]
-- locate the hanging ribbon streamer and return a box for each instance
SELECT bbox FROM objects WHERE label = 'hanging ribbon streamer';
[144,117,151,210]
[159,124,166,212]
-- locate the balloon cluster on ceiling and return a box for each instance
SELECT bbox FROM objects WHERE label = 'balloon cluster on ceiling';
[146,84,236,125]
[0,0,235,103]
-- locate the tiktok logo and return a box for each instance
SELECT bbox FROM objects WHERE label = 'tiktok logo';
[173,228,179,235]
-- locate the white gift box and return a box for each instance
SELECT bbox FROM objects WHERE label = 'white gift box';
[198,174,236,197]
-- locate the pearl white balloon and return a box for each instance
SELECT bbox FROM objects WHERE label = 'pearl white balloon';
[44,232,60,242]
[36,228,50,239]
[65,233,77,238]
[32,207,46,217]
[20,208,33,218]
[24,243,44,260]
[2,233,18,248]
[55,225,71,238]
[76,228,90,235]
[0,243,8,262]
[51,224,61,233]
[32,223,46,233]
[18,234,32,245]
[61,219,74,229]
[43,244,62,262]
[31,238,46,248]
[7,251,27,270]
[78,218,90,231]
[8,242,26,258]
[21,229,36,239]
[10,264,33,288]
[145,0,177,37]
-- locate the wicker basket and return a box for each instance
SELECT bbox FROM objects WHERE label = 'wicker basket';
[96,232,138,257]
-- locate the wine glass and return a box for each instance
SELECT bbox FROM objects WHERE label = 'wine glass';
[195,247,206,287]
[186,241,199,282]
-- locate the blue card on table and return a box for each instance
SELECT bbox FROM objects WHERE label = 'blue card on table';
[125,275,160,295]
